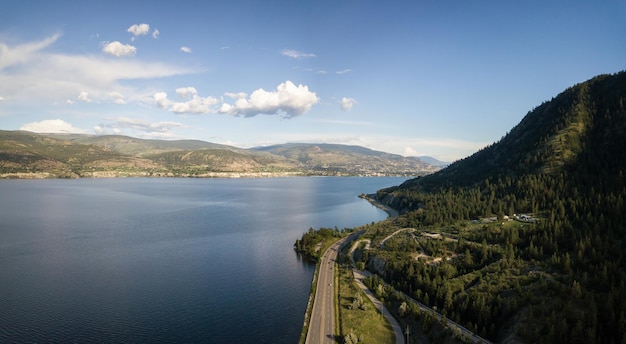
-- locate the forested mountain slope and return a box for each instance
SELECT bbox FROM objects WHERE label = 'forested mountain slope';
[363,72,626,343]
[379,71,626,212]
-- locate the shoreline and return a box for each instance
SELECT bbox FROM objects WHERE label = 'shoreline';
[359,193,399,218]
[0,171,306,179]
[0,172,418,180]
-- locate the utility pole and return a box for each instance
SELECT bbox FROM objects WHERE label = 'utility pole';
[405,325,410,344]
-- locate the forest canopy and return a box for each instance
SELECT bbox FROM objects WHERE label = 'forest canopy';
[363,71,626,343]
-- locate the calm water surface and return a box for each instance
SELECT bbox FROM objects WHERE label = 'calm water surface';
[0,177,405,343]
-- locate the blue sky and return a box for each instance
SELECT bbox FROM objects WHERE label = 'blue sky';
[1,1,624,161]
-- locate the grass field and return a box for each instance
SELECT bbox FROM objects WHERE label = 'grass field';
[337,266,395,344]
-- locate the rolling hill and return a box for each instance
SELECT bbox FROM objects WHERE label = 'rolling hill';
[65,134,233,156]
[0,132,440,178]
[254,143,439,176]
[416,156,449,167]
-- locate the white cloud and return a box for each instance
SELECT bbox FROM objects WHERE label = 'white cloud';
[152,29,160,39]
[153,90,220,114]
[20,119,87,133]
[340,97,356,111]
[404,147,418,156]
[313,119,376,126]
[281,49,316,59]
[127,23,150,37]
[78,91,91,102]
[102,41,137,57]
[96,117,185,139]
[0,33,60,70]
[110,91,126,104]
[153,92,170,109]
[153,81,318,117]
[219,80,319,117]
[0,34,196,104]
[180,46,192,53]
[66,99,75,105]
[170,95,220,114]
[0,96,4,102]
[112,117,183,132]
[336,69,352,74]
[176,87,198,99]
[224,92,247,99]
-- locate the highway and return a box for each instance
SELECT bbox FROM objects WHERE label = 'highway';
[305,236,349,344]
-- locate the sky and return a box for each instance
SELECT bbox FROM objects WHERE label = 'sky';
[1,1,625,162]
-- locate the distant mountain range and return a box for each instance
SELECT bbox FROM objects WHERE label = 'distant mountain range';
[0,132,440,178]
[254,143,438,176]
[415,156,449,167]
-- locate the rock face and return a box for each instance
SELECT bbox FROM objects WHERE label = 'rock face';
[366,255,387,277]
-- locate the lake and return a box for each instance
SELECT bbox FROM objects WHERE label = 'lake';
[0,177,405,343]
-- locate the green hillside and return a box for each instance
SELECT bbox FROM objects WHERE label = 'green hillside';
[255,143,439,176]
[47,134,235,156]
[0,132,439,178]
[0,131,156,178]
[145,148,295,173]
[391,72,626,194]
[358,72,626,343]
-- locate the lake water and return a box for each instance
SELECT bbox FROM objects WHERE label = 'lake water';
[0,177,405,343]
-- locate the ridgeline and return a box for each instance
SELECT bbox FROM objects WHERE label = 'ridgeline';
[353,71,626,343]
[0,132,439,179]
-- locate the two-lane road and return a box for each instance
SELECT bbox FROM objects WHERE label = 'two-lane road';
[305,237,347,344]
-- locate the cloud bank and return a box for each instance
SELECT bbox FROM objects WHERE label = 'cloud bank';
[153,81,319,118]
[0,34,195,104]
[95,117,184,138]
[20,119,87,133]
[0,33,61,70]
[153,88,220,114]
[219,81,319,117]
